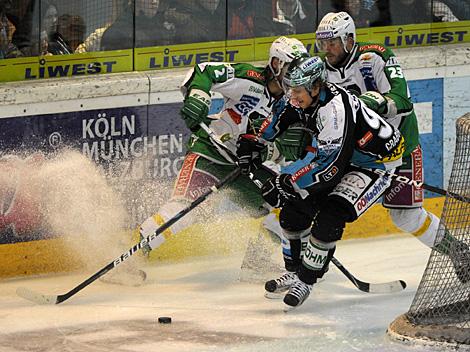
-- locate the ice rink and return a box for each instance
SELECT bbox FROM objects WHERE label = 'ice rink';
[0,234,457,352]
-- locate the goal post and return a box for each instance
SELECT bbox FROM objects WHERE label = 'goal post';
[387,113,470,348]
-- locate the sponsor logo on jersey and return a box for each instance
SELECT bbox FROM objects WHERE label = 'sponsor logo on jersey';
[342,172,368,189]
[355,176,390,214]
[358,131,373,147]
[174,153,198,197]
[248,85,264,94]
[412,146,423,202]
[359,44,386,53]
[381,137,404,162]
[227,108,242,125]
[258,116,272,135]
[247,70,265,81]
[360,53,373,61]
[331,184,360,202]
[385,57,399,66]
[316,31,334,40]
[291,164,314,182]
[233,94,261,118]
[385,129,402,152]
[322,165,339,181]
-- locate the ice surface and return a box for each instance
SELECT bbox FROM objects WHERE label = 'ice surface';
[0,235,457,352]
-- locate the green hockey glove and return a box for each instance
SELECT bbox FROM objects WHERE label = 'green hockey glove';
[275,126,312,161]
[180,89,212,131]
[359,91,388,116]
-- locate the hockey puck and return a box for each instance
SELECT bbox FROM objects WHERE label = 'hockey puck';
[158,316,172,324]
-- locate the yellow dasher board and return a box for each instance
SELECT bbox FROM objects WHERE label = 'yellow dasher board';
[1,21,469,83]
[0,50,133,83]
[134,39,255,71]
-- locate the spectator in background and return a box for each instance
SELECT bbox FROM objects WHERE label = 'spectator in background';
[332,0,377,27]
[165,0,225,44]
[0,0,22,58]
[42,1,72,55]
[101,0,174,50]
[9,0,37,56]
[438,0,470,20]
[74,26,107,53]
[56,14,85,52]
[255,0,315,37]
[431,1,459,22]
[227,0,254,40]
[387,0,434,25]
[272,0,312,34]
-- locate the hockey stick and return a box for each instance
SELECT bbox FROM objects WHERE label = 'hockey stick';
[330,257,406,293]
[16,167,241,305]
[201,123,407,294]
[372,169,470,203]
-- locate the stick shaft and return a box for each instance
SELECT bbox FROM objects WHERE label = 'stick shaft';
[17,167,241,305]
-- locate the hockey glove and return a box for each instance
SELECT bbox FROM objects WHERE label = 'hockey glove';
[236,134,267,175]
[359,91,389,116]
[180,89,212,132]
[261,174,300,208]
[275,127,312,161]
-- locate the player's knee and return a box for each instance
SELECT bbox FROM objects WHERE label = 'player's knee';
[279,205,313,232]
[389,208,426,233]
[281,228,310,241]
[311,201,348,243]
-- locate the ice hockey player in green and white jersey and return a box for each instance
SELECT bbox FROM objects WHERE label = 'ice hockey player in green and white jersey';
[315,12,469,283]
[138,36,309,281]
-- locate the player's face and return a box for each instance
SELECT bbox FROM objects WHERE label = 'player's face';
[288,84,320,109]
[317,37,346,66]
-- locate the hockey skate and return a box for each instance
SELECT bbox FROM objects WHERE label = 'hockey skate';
[283,278,313,311]
[264,271,298,299]
[450,240,470,284]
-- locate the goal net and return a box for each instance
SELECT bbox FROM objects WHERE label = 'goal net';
[387,113,470,348]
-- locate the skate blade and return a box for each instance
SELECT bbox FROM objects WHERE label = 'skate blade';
[283,303,298,312]
[264,291,284,299]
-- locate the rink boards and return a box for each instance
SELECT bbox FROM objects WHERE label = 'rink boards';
[0,44,469,278]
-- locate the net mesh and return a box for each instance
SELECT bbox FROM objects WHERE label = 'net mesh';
[388,113,470,347]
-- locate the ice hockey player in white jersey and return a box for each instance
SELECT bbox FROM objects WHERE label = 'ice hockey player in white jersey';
[138,36,309,280]
[315,11,469,283]
[238,55,405,309]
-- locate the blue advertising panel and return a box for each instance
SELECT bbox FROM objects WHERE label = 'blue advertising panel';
[0,103,190,244]
[408,78,444,197]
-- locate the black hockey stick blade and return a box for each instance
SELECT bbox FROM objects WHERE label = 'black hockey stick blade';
[331,257,406,294]
[16,167,241,305]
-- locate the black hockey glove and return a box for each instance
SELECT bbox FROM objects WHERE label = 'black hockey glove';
[236,134,266,175]
[261,174,300,208]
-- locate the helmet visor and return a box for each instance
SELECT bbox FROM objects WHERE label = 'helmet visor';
[315,36,342,52]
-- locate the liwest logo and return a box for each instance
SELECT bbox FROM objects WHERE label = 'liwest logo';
[25,60,117,79]
[384,30,467,47]
[149,50,238,68]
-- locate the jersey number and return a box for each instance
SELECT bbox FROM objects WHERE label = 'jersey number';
[387,67,403,79]
[362,109,393,139]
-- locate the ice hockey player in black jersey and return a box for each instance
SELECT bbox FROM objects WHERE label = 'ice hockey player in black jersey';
[237,55,405,309]
[315,12,469,283]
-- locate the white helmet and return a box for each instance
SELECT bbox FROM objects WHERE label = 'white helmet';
[315,12,356,52]
[268,36,307,77]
